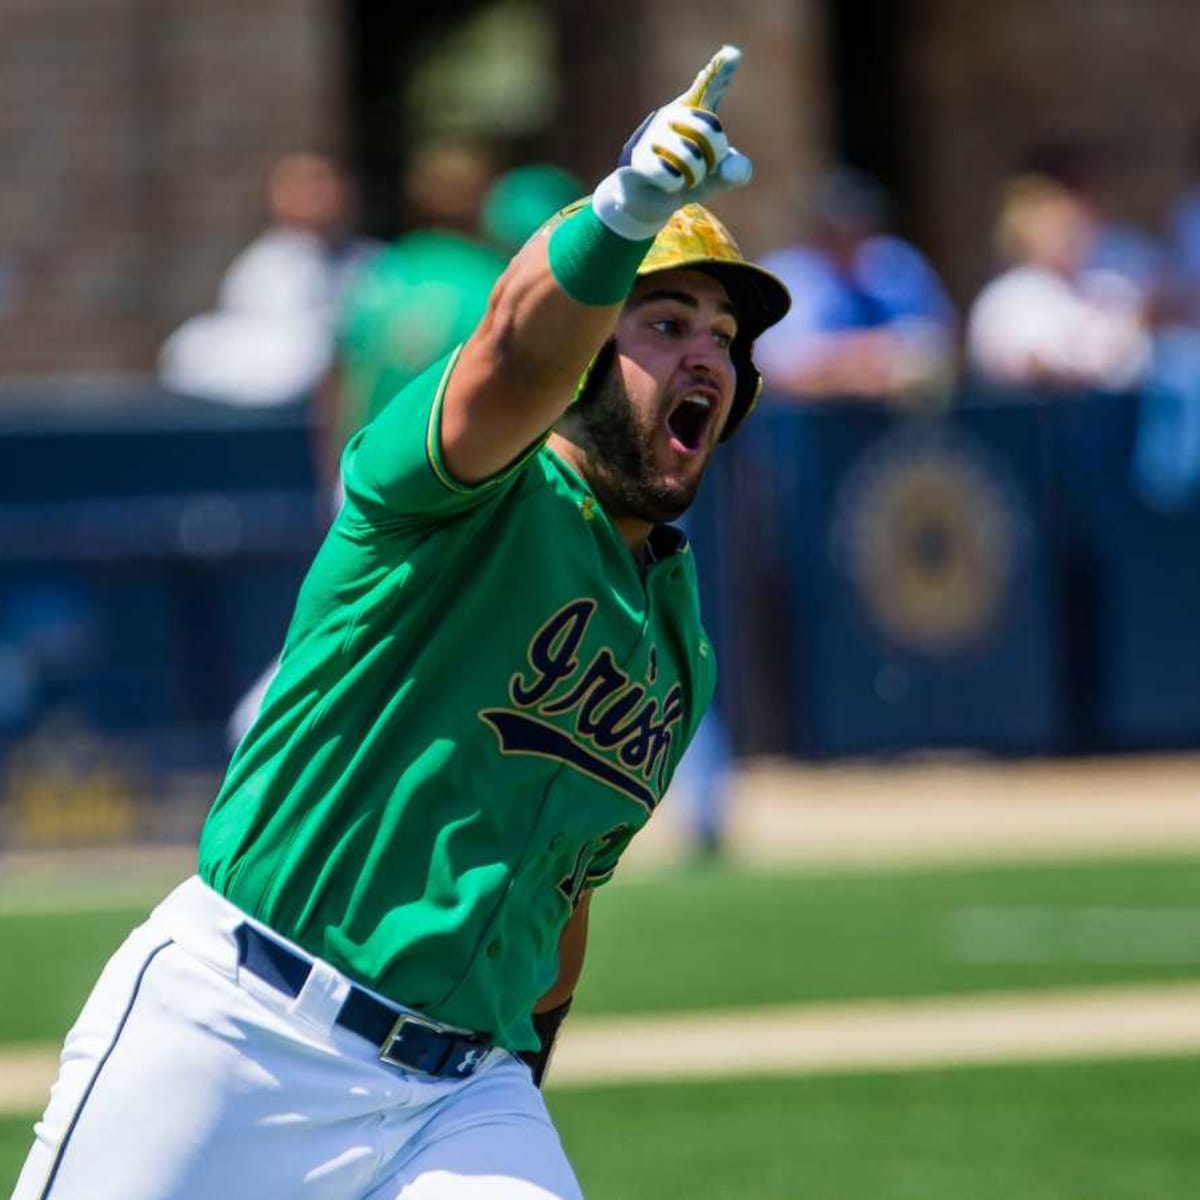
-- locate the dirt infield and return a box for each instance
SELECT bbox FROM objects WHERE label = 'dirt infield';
[0,1050,57,1117]
[632,753,1200,869]
[548,981,1200,1087]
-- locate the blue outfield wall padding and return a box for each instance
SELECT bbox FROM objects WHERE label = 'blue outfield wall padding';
[0,562,180,737]
[0,390,326,769]
[689,402,819,757]
[1049,390,1200,750]
[4,382,1200,767]
[0,392,318,502]
[747,396,1066,759]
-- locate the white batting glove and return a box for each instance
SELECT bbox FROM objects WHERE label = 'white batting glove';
[592,45,754,241]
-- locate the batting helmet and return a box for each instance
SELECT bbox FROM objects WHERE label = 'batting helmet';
[571,202,791,440]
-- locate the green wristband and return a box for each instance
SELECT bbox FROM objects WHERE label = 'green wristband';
[548,204,655,306]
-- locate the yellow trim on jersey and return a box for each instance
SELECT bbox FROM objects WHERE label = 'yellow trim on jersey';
[583,862,619,886]
[424,344,550,496]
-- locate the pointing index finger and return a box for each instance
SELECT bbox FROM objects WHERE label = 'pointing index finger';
[681,44,742,112]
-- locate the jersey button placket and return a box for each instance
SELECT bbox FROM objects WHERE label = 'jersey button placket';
[486,939,502,959]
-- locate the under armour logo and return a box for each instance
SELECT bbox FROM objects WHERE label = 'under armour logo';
[457,1048,484,1073]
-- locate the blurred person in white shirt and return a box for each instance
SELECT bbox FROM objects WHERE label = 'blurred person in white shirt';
[970,173,1200,512]
[967,174,1151,391]
[159,152,381,407]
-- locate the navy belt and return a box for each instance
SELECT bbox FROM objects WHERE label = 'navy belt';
[234,923,492,1079]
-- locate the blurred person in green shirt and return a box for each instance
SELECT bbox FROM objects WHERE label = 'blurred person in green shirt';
[328,146,583,488]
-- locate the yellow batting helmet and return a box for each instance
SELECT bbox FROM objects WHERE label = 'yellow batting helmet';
[635,204,790,438]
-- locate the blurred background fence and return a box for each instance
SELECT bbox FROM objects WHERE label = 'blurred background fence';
[3,379,1198,849]
[0,384,326,848]
[692,387,1200,762]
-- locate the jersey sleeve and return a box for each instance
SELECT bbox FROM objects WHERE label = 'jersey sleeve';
[340,346,548,524]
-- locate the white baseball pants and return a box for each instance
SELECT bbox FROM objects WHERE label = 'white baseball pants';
[13,877,584,1200]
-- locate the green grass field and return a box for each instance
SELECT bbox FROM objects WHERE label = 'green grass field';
[4,854,1200,1041]
[4,854,1200,1195]
[577,855,1200,1015]
[0,908,145,1043]
[549,1055,1200,1199]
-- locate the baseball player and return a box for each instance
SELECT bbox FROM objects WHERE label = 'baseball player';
[15,45,788,1200]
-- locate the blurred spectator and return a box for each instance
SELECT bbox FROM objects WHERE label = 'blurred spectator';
[1027,137,1200,509]
[159,151,382,407]
[1023,139,1171,307]
[667,703,733,862]
[970,171,1200,510]
[327,149,583,484]
[1132,322,1200,512]
[479,163,585,262]
[329,139,500,463]
[753,166,957,405]
[966,174,1151,390]
[1135,129,1200,511]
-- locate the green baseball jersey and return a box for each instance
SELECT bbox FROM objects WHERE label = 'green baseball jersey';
[198,348,716,1051]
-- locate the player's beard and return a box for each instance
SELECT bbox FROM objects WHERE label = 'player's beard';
[566,361,703,525]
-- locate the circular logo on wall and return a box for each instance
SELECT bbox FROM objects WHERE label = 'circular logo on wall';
[829,427,1029,656]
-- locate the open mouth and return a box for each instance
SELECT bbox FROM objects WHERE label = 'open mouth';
[666,392,715,455]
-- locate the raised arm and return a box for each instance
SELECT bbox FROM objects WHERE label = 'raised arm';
[440,46,755,484]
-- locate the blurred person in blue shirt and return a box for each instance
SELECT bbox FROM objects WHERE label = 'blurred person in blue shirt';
[1141,127,1200,511]
[753,166,957,404]
[1166,126,1200,327]
[966,174,1151,392]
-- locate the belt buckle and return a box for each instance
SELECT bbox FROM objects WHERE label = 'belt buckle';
[379,1012,489,1077]
[380,1012,445,1070]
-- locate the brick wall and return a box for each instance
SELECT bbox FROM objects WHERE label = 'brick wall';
[6,0,1197,376]
[0,0,822,380]
[1,1,150,374]
[0,0,345,378]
